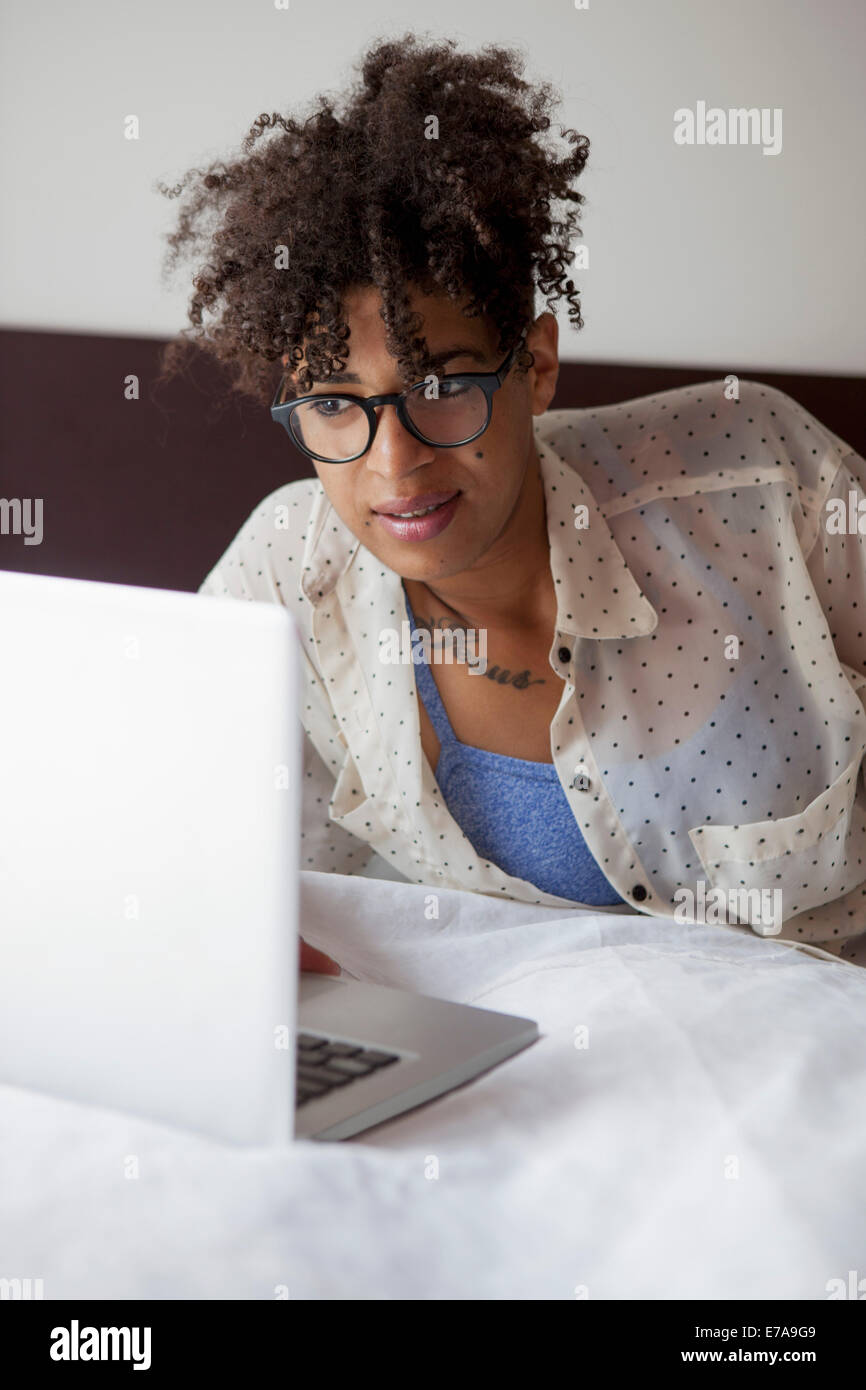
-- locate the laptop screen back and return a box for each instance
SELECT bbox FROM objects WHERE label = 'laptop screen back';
[0,570,299,1145]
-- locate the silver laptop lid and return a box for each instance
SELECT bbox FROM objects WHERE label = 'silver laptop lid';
[0,569,299,1145]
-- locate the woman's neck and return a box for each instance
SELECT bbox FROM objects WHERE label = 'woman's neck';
[407,456,554,634]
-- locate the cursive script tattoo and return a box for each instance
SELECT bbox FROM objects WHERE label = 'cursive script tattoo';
[414,614,546,690]
[413,615,472,635]
[482,665,545,690]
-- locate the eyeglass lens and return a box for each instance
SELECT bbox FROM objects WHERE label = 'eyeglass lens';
[289,380,489,461]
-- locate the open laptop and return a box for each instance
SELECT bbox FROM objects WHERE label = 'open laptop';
[0,568,537,1144]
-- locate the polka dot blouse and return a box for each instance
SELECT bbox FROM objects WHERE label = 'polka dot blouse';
[199,379,866,952]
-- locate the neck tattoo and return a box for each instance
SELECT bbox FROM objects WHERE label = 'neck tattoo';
[413,582,546,692]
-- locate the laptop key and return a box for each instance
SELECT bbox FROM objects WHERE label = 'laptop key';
[325,1056,378,1078]
[297,1063,354,1087]
[296,1068,331,1088]
[297,1033,329,1051]
[297,1081,329,1100]
[325,1042,362,1058]
[357,1049,400,1068]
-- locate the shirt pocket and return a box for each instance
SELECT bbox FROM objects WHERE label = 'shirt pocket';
[686,749,866,934]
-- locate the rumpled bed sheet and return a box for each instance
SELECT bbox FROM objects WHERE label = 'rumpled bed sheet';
[1,870,864,1300]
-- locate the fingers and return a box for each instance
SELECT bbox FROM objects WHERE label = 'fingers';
[299,938,341,974]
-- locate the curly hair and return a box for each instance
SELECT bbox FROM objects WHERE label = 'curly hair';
[155,31,590,404]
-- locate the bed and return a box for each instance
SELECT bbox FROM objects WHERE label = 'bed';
[1,869,864,1300]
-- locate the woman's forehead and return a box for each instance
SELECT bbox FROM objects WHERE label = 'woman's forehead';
[281,289,496,375]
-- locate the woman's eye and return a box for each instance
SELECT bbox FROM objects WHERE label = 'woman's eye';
[437,380,469,398]
[312,398,347,417]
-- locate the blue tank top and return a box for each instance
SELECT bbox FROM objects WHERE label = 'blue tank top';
[403,586,626,906]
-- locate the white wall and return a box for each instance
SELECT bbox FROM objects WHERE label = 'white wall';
[1,0,864,372]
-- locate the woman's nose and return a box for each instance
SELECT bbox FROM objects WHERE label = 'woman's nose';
[365,404,434,474]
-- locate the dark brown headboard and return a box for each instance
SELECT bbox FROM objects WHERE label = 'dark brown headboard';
[1,327,862,591]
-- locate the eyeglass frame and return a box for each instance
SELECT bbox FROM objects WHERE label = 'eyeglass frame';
[269,331,528,464]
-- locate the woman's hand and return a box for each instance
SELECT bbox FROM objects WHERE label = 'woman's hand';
[299,938,341,974]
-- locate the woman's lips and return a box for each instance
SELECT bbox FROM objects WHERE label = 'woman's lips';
[372,491,461,542]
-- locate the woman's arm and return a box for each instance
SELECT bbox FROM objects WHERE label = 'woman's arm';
[197,558,379,877]
[803,445,866,718]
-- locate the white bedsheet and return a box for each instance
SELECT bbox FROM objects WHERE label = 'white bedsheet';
[1,871,864,1300]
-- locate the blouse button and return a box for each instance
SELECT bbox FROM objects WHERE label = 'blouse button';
[632,884,648,902]
[572,766,591,791]
[557,645,571,664]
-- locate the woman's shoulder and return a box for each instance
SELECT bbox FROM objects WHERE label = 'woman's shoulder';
[197,475,327,624]
[537,378,856,508]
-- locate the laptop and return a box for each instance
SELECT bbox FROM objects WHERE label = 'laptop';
[0,568,538,1144]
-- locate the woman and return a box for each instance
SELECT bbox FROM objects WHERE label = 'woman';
[159,34,866,961]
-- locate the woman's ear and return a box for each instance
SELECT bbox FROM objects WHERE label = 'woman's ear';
[526,312,559,416]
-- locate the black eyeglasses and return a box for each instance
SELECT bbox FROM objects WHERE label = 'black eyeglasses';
[270,334,526,464]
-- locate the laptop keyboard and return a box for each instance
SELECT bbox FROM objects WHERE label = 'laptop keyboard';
[295,1032,401,1107]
